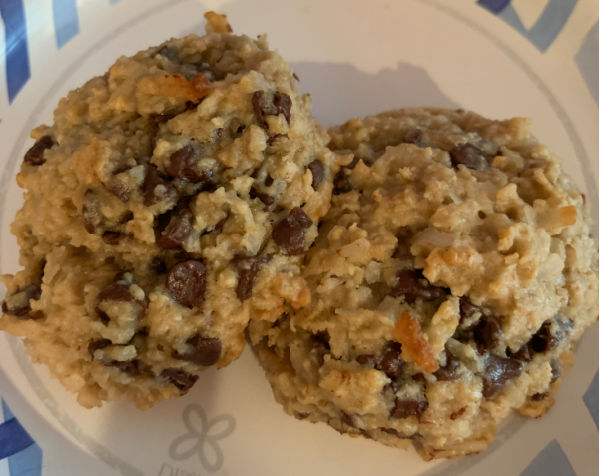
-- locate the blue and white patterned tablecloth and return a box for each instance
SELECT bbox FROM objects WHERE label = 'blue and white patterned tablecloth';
[0,0,597,475]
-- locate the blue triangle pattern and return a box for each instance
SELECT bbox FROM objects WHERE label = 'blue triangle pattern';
[520,439,576,476]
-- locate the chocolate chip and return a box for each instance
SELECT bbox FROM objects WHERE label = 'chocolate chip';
[106,181,130,202]
[434,351,461,381]
[293,72,300,81]
[252,91,270,129]
[473,314,504,353]
[249,187,275,207]
[95,281,148,324]
[449,143,488,170]
[264,175,274,187]
[173,334,222,366]
[308,160,325,190]
[229,118,246,137]
[332,156,359,195]
[102,231,122,245]
[272,207,313,255]
[510,344,532,362]
[87,339,112,358]
[374,341,405,379]
[252,91,291,129]
[390,398,428,419]
[340,411,354,426]
[459,296,481,323]
[450,407,467,420]
[530,321,559,353]
[390,269,446,303]
[333,172,351,195]
[550,359,561,383]
[119,211,134,224]
[161,368,198,393]
[1,284,42,317]
[157,208,193,249]
[106,359,143,376]
[481,354,523,399]
[236,255,271,301]
[156,45,178,62]
[405,129,423,145]
[142,164,177,206]
[530,392,548,401]
[166,144,212,183]
[273,92,291,124]
[356,354,374,365]
[151,257,167,274]
[166,260,206,308]
[24,135,55,165]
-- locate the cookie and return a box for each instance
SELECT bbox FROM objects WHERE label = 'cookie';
[249,108,598,459]
[0,12,335,409]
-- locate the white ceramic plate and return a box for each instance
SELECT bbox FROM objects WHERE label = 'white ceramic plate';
[0,1,597,475]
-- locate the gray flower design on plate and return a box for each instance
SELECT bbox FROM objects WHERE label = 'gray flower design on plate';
[169,404,236,472]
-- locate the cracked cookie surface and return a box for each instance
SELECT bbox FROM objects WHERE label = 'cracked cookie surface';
[249,108,598,459]
[0,13,334,409]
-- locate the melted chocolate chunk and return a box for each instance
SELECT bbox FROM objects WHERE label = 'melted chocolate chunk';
[374,341,405,379]
[433,351,461,381]
[272,207,313,255]
[473,314,504,353]
[405,129,423,145]
[390,269,446,303]
[252,91,292,129]
[95,281,148,324]
[1,284,42,317]
[236,255,271,301]
[249,187,275,207]
[308,160,325,189]
[102,231,122,245]
[106,180,130,202]
[166,144,212,183]
[24,135,55,165]
[150,257,167,274]
[510,344,532,362]
[229,118,246,137]
[166,260,206,308]
[266,133,282,146]
[450,143,488,170]
[87,339,112,358]
[106,359,143,376]
[482,355,524,399]
[157,208,193,249]
[459,296,481,323]
[142,164,177,206]
[156,45,178,62]
[530,321,560,353]
[340,411,354,427]
[390,398,428,419]
[356,354,374,365]
[450,407,467,420]
[550,359,561,383]
[161,368,198,393]
[273,92,291,124]
[530,392,548,401]
[173,334,222,366]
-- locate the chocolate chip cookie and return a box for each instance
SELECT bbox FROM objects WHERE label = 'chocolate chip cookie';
[249,108,598,459]
[0,12,335,409]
